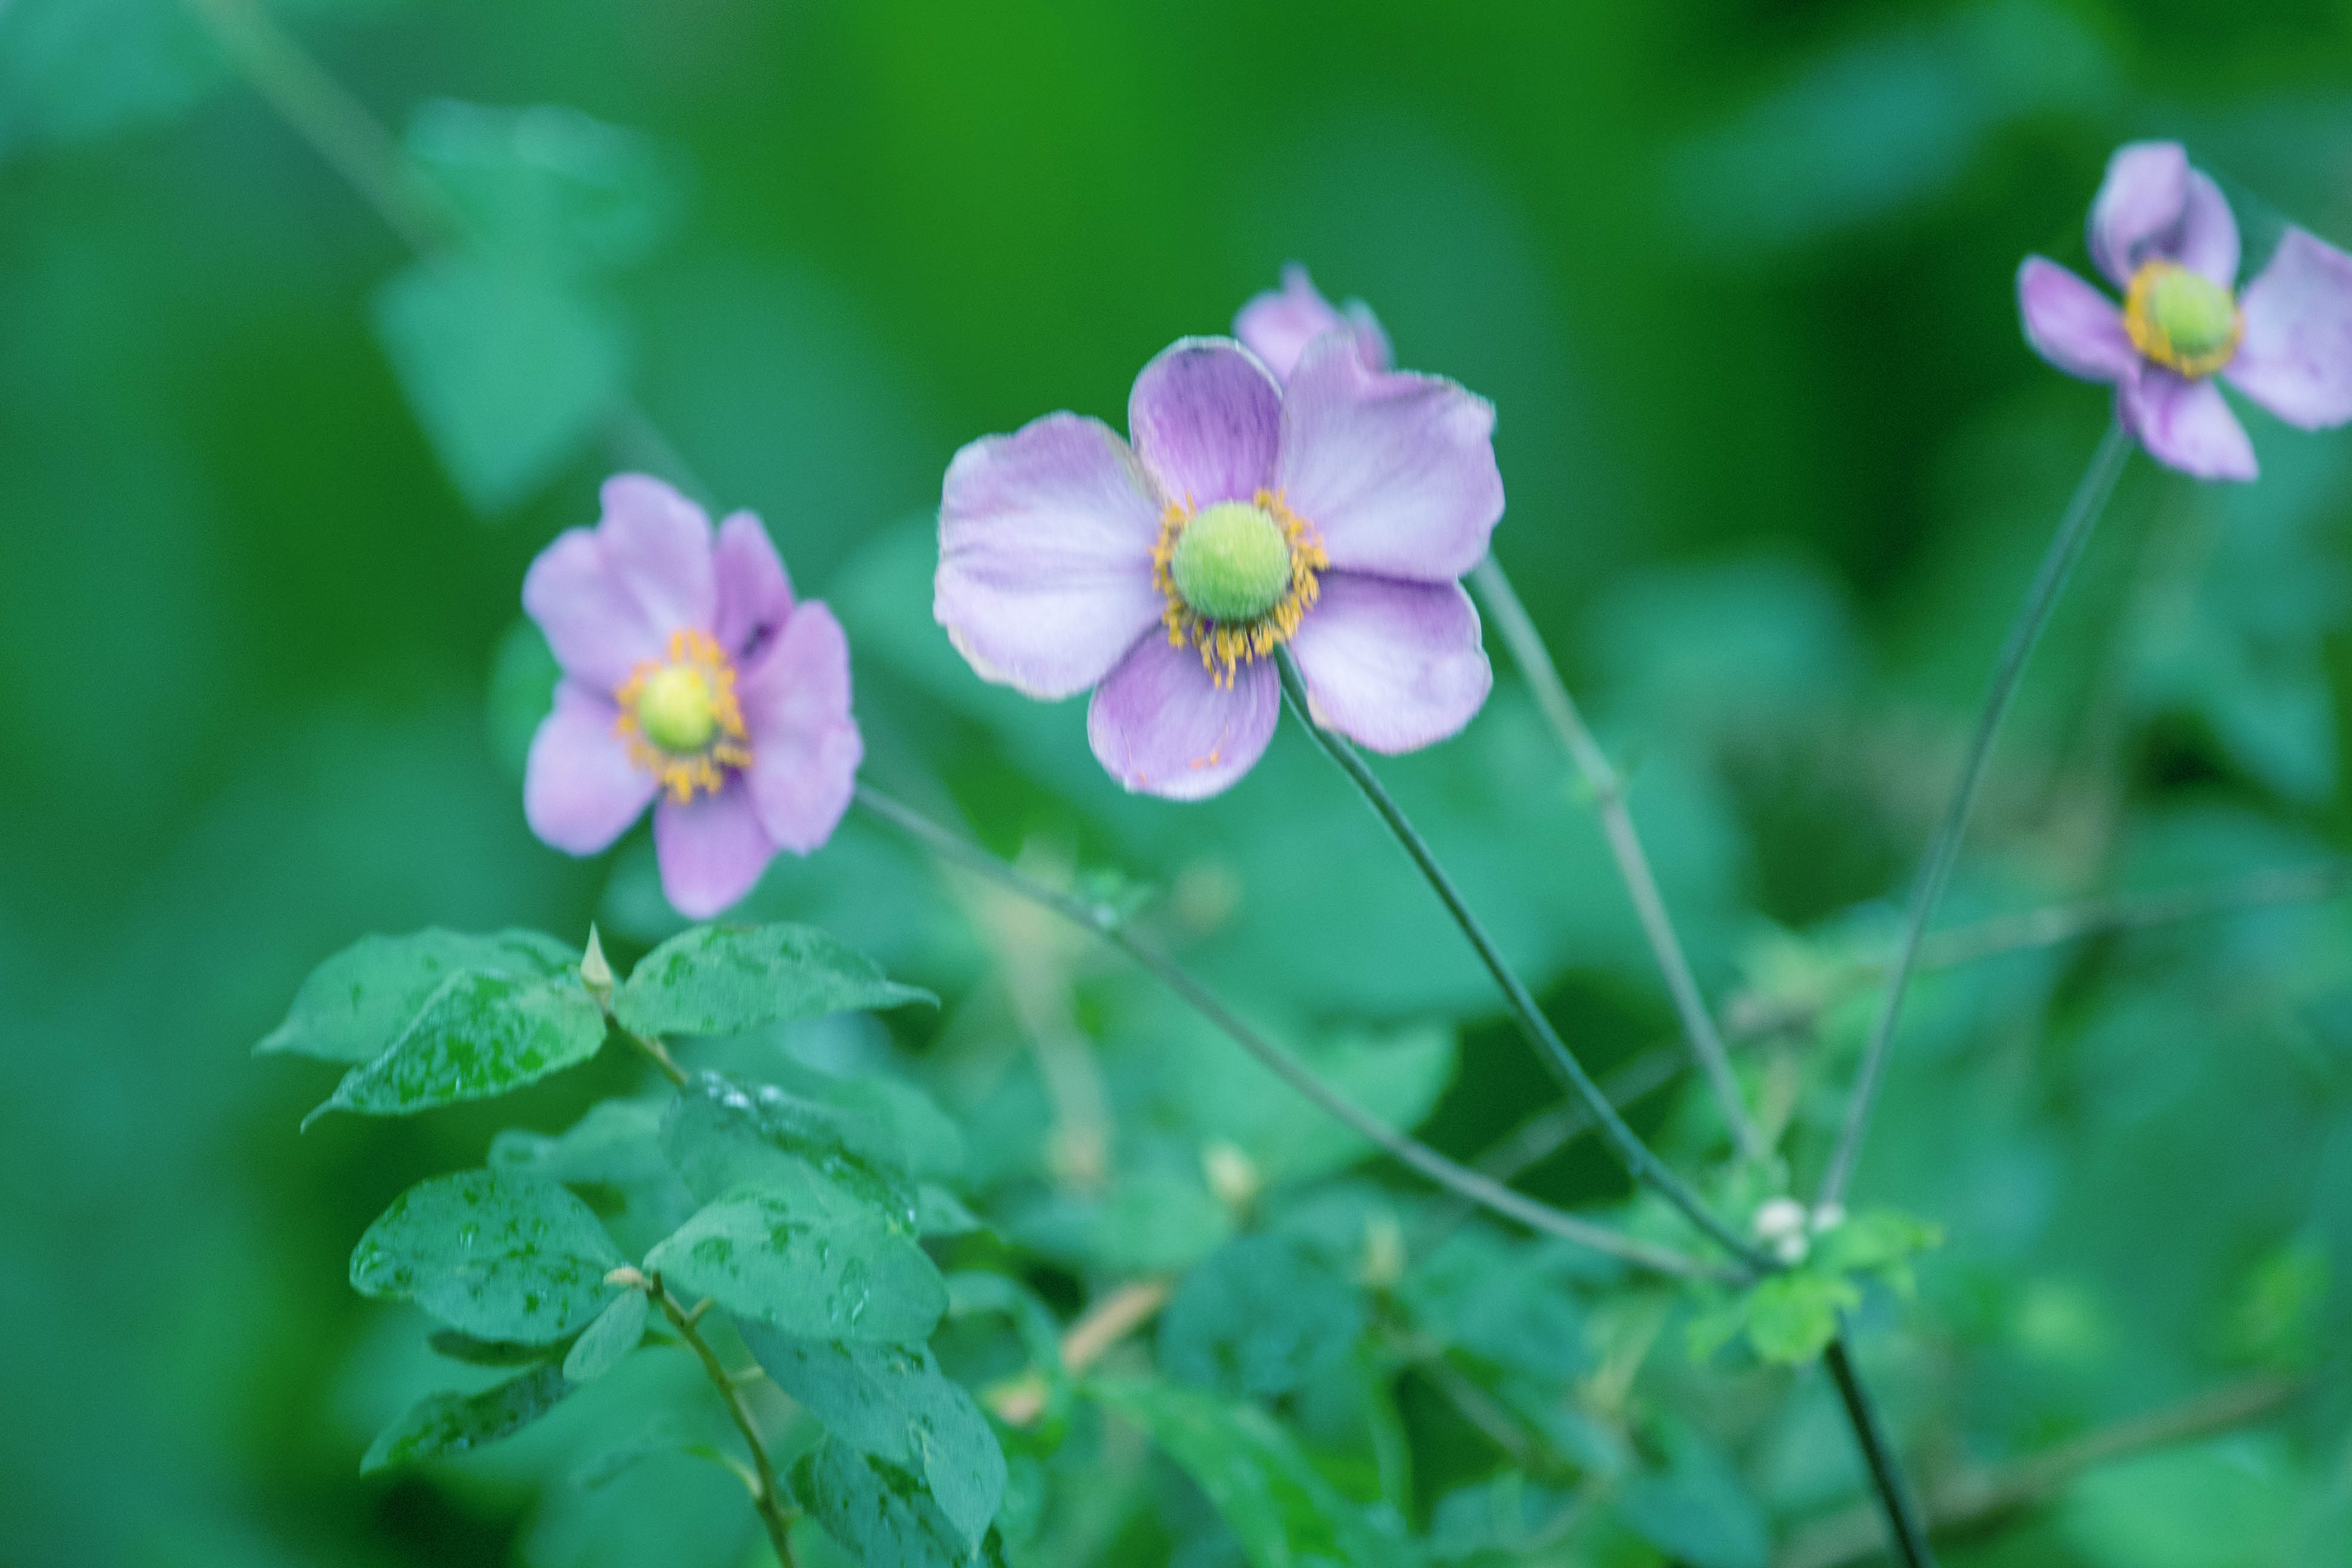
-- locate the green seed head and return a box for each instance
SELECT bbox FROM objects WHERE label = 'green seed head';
[637,664,718,752]
[1169,502,1292,623]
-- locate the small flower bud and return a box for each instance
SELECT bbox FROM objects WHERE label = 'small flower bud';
[1202,1140,1262,1211]
[1752,1196,1806,1241]
[604,1264,647,1290]
[580,924,616,1009]
[1358,1211,1407,1291]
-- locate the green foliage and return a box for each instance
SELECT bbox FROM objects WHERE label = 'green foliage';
[1157,1235,1365,1398]
[789,1437,1005,1568]
[1688,1209,1945,1367]
[404,99,685,275]
[645,1177,947,1343]
[1611,1422,1769,1568]
[614,921,935,1039]
[258,927,575,1062]
[304,963,607,1125]
[562,1288,650,1383]
[350,1169,623,1343]
[361,1362,571,1472]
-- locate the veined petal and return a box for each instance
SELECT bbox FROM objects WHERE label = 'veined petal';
[2118,369,2258,482]
[1288,573,1492,754]
[525,682,658,855]
[522,475,717,691]
[2017,258,2136,382]
[1276,332,1503,583]
[1085,635,1279,800]
[1234,264,1394,383]
[2088,141,2189,289]
[713,510,795,666]
[1128,336,1282,508]
[2225,227,2352,430]
[936,412,1166,699]
[739,601,862,854]
[653,782,776,920]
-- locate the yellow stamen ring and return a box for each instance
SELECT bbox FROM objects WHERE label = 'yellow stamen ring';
[2122,259,2244,379]
[1151,489,1329,688]
[611,629,753,804]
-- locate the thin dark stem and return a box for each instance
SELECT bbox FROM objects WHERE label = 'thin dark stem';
[853,783,1723,1281]
[1272,651,1765,1270]
[653,1282,798,1566]
[1472,556,1762,1159]
[618,1025,690,1088]
[1818,419,2132,1208]
[1824,1332,1938,1568]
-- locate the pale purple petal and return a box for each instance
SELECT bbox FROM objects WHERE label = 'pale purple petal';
[1085,635,1279,800]
[1233,264,1395,383]
[598,473,718,637]
[1288,573,1492,754]
[522,474,718,692]
[1276,332,1502,583]
[2225,227,2352,430]
[936,412,1166,700]
[2017,258,2136,383]
[654,782,777,920]
[713,510,795,666]
[2118,369,2258,482]
[739,601,862,853]
[2088,141,2189,289]
[524,682,658,855]
[2173,170,2241,286]
[1127,337,1282,509]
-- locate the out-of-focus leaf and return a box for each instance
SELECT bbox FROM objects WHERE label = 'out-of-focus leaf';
[371,254,629,514]
[614,922,933,1038]
[304,966,607,1124]
[405,99,686,274]
[486,617,561,780]
[1158,1235,1364,1398]
[562,1288,649,1383]
[258,927,575,1062]
[1426,1472,1572,1564]
[491,1098,700,1256]
[1740,1272,1860,1366]
[2060,1439,2298,1568]
[350,1169,623,1343]
[1401,1227,1588,1382]
[789,1437,1003,1567]
[740,1324,1006,1549]
[1612,1423,1768,1568]
[360,1361,571,1472]
[645,1177,946,1343]
[662,1071,919,1223]
[1003,1169,1233,1276]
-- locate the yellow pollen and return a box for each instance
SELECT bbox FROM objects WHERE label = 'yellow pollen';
[1151,488,1329,688]
[611,629,752,804]
[2122,259,2244,379]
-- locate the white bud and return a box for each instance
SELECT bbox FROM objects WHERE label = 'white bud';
[580,924,615,1007]
[1752,1197,1807,1241]
[1202,1140,1261,1211]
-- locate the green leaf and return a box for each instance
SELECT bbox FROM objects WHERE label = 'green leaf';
[371,254,629,514]
[304,968,608,1125]
[1401,1227,1589,1382]
[404,99,685,275]
[259,927,575,1062]
[1813,1208,1944,1290]
[1088,1380,1411,1568]
[614,921,933,1039]
[662,1071,919,1222]
[645,1176,946,1343]
[739,1324,1006,1549]
[1742,1272,1860,1365]
[361,1362,571,1472]
[1158,1235,1364,1398]
[789,1437,1002,1568]
[563,1288,650,1383]
[917,1184,984,1238]
[351,1169,623,1343]
[1613,1423,1769,1568]
[491,1098,701,1254]
[427,1328,562,1367]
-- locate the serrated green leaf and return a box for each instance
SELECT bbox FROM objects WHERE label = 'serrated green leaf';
[361,1362,571,1472]
[305,968,607,1125]
[1742,1272,1860,1365]
[614,921,933,1039]
[1159,1235,1364,1398]
[259,927,576,1062]
[662,1071,919,1222]
[351,1169,623,1343]
[371,254,628,514]
[789,1437,1002,1567]
[740,1324,1005,1548]
[564,1288,650,1383]
[646,1175,945,1343]
[1088,1380,1411,1568]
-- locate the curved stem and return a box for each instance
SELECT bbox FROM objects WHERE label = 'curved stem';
[854,784,1724,1281]
[1824,1333,1938,1568]
[1471,556,1762,1159]
[1817,419,2132,1207]
[1272,651,1764,1270]
[618,1024,690,1088]
[654,1282,798,1566]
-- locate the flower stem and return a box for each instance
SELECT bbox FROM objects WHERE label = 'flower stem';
[852,783,1723,1281]
[1271,651,1764,1270]
[618,1024,690,1088]
[1817,419,2132,1208]
[652,1281,797,1567]
[1471,555,1763,1160]
[1824,1332,1938,1568]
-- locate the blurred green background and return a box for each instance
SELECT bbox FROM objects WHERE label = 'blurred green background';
[10,0,2352,1563]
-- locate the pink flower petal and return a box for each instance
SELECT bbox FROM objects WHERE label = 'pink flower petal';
[1127,337,1282,509]
[2118,369,2258,482]
[1085,634,1279,800]
[653,781,777,920]
[1276,333,1503,583]
[1288,572,1492,754]
[2175,170,2241,287]
[525,682,658,855]
[2017,258,2136,383]
[739,601,863,854]
[936,412,1167,699]
[522,474,718,692]
[598,473,718,636]
[2088,141,2189,289]
[713,510,795,666]
[1233,264,1394,384]
[2225,227,2352,430]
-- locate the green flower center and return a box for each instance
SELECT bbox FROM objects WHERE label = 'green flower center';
[636,663,719,753]
[1169,501,1293,624]
[2124,261,2243,378]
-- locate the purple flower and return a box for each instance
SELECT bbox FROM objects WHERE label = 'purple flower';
[2019,140,2352,481]
[522,474,862,918]
[935,333,1500,800]
[1233,262,1394,382]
